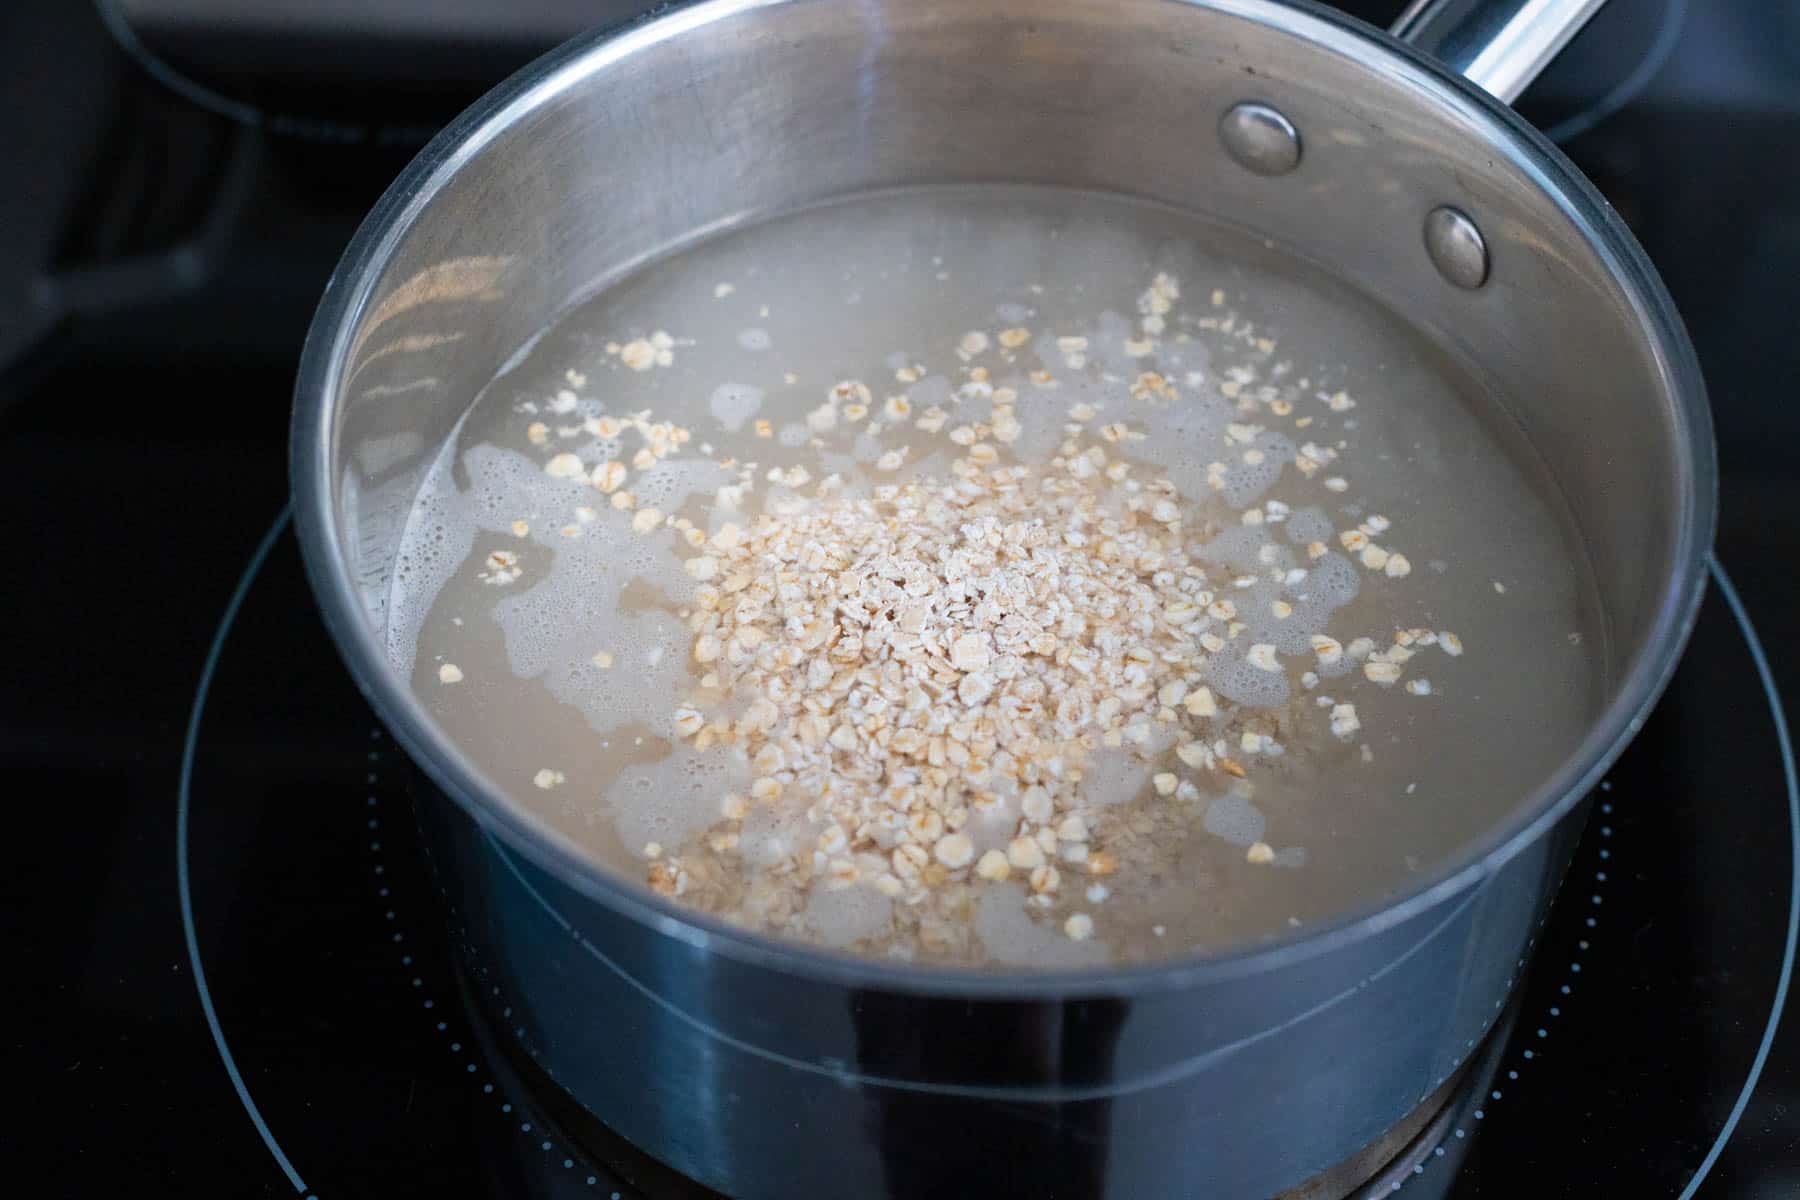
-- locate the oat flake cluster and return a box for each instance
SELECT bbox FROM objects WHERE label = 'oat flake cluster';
[660,439,1254,929]
[491,269,1470,948]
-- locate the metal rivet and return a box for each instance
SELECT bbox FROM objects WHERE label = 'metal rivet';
[1424,206,1489,289]
[1219,102,1302,176]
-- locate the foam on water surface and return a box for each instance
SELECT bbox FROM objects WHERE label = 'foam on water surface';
[388,184,1604,964]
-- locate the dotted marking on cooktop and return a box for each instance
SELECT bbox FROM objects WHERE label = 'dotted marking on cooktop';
[1391,788,1614,1191]
[362,729,616,1192]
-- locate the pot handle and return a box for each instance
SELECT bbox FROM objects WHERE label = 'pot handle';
[1390,0,1608,104]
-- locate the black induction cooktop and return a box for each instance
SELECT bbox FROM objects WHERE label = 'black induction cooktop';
[7,1,1800,1196]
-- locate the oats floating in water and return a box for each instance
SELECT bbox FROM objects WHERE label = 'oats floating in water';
[390,187,1597,966]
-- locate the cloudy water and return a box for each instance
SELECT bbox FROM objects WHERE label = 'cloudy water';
[388,185,1603,966]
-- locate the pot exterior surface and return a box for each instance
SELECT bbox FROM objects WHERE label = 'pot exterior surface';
[418,782,1585,1198]
[293,3,1712,1197]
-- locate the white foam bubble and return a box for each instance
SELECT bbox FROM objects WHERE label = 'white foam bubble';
[736,328,772,352]
[573,609,690,727]
[1085,309,1141,378]
[632,458,733,513]
[1133,395,1232,500]
[805,885,894,948]
[1081,744,1165,807]
[1237,582,1318,656]
[999,367,1102,460]
[972,885,1108,967]
[740,797,821,868]
[1301,553,1360,608]
[576,435,623,462]
[1285,506,1334,546]
[962,788,1023,853]
[907,375,953,413]
[1203,792,1264,846]
[1207,650,1290,708]
[608,745,748,855]
[385,444,476,676]
[709,382,764,432]
[850,432,885,463]
[1219,433,1296,507]
[1198,525,1271,574]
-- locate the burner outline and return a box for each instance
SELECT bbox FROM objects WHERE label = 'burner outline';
[1675,559,1798,1197]
[183,511,1798,1198]
[177,507,312,1198]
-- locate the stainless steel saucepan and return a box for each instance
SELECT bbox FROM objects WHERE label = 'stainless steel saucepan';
[291,1,1713,1195]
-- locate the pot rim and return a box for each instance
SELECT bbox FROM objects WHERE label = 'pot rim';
[290,0,1716,1000]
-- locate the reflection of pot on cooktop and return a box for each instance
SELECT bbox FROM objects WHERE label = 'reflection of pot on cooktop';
[8,0,1800,1197]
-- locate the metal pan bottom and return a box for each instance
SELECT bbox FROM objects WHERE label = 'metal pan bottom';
[456,955,1517,1200]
